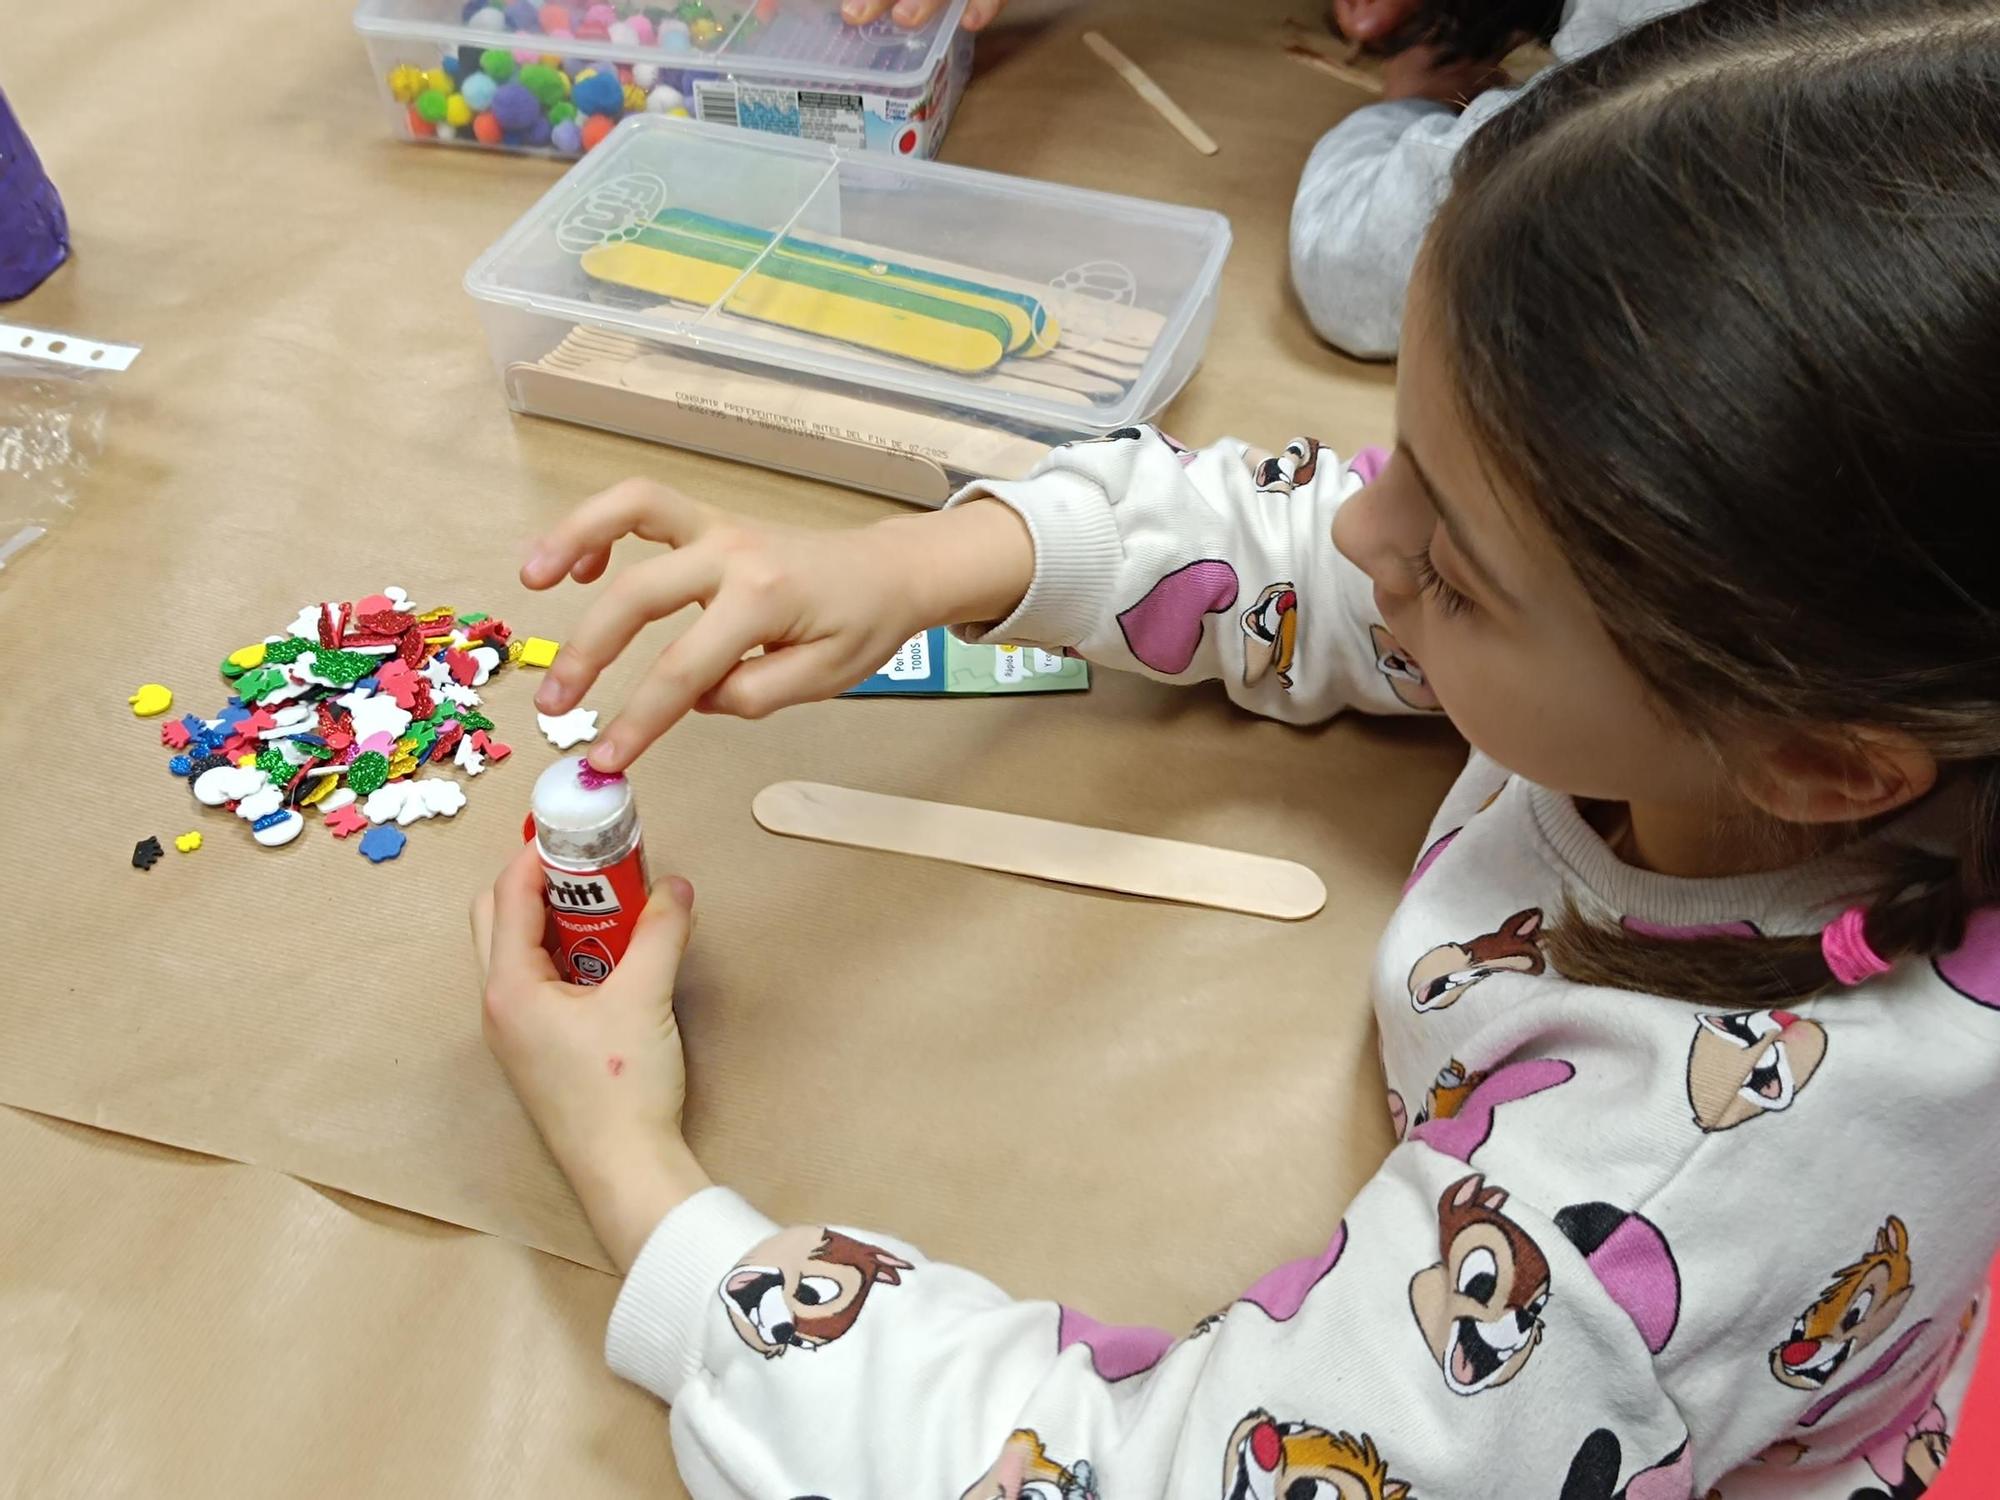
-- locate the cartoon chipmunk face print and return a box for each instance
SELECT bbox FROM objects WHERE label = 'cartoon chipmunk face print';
[1222,1411,1411,1500]
[959,1430,1098,1500]
[1240,583,1299,690]
[719,1226,912,1359]
[1369,624,1440,711]
[1416,1059,1482,1128]
[1686,1009,1828,1131]
[1407,910,1546,1013]
[1770,1217,1914,1390]
[1253,438,1323,495]
[1409,1174,1551,1396]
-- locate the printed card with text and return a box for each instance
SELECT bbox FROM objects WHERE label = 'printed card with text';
[842,629,1090,697]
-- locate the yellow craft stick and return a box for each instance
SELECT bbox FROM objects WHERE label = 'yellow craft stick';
[581,241,1011,375]
[1083,31,1219,157]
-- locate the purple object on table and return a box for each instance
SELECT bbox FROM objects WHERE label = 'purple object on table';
[0,88,68,301]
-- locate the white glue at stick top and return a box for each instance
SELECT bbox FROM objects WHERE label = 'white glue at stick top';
[531,754,641,871]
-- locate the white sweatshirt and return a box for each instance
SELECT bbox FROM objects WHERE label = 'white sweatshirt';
[607,429,1997,1500]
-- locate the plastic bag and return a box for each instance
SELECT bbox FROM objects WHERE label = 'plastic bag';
[0,328,140,575]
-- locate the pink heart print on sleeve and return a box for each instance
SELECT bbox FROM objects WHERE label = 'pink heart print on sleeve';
[1935,905,2000,1008]
[1115,560,1240,674]
[1057,1223,1348,1381]
[1055,1306,1175,1383]
[1235,1222,1349,1322]
[1408,1058,1576,1163]
[1346,445,1391,487]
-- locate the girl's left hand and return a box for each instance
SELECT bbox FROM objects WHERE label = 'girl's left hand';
[471,846,711,1271]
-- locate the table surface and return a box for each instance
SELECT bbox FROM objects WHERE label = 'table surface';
[0,3,1465,1494]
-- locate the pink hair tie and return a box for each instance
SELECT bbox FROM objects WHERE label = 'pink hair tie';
[1822,907,1894,987]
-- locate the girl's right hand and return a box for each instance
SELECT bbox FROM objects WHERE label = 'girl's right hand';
[521,479,1035,772]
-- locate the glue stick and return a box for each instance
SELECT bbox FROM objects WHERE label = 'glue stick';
[527,755,650,986]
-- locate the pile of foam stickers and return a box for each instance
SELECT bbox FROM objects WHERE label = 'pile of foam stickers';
[156,586,569,859]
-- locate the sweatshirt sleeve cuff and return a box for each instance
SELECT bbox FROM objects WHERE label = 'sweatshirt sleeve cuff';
[944,468,1126,648]
[604,1186,779,1403]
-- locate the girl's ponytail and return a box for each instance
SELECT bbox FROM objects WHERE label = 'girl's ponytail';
[1545,764,2000,1005]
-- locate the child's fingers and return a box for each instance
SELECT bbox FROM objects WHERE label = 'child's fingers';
[700,637,864,720]
[468,886,496,978]
[521,479,714,590]
[486,846,561,986]
[535,547,725,715]
[841,0,894,21]
[961,0,1004,27]
[569,546,612,585]
[605,876,696,1001]
[589,599,779,770]
[891,0,946,24]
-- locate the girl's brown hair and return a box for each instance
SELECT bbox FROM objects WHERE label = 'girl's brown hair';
[1425,0,2000,1003]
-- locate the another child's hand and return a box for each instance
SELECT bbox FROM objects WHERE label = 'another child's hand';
[1379,40,1513,106]
[841,0,1006,30]
[471,846,710,1271]
[521,479,1034,772]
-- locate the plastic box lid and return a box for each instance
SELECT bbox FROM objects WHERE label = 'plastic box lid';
[354,0,967,92]
[465,115,1233,435]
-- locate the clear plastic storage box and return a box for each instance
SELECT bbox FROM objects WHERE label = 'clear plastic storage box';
[464,116,1232,505]
[354,0,972,160]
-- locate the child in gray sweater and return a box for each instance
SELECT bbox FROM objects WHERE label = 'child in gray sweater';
[1293,0,1693,358]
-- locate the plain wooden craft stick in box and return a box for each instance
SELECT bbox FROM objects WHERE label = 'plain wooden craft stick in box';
[753,781,1328,921]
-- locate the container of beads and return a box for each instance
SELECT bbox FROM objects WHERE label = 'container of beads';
[464,115,1231,506]
[353,0,974,159]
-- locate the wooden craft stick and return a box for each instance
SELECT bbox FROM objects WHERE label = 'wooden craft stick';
[1083,30,1220,157]
[753,781,1327,921]
[634,305,1103,409]
[1283,39,1385,94]
[516,328,1051,505]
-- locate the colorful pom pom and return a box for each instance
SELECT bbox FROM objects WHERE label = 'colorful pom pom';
[460,71,498,110]
[580,112,616,150]
[551,119,584,154]
[491,80,543,131]
[519,62,568,106]
[572,71,622,116]
[444,92,473,127]
[473,110,504,144]
[480,47,516,80]
[415,88,450,124]
[388,64,427,102]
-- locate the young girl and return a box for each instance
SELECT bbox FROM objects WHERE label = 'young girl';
[474,3,2000,1494]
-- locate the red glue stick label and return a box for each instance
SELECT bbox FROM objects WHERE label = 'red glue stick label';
[522,814,650,986]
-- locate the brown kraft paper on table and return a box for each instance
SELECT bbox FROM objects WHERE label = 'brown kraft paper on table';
[0,0,1463,1465]
[0,1107,688,1500]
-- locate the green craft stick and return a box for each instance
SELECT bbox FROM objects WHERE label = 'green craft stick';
[655,209,1056,355]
